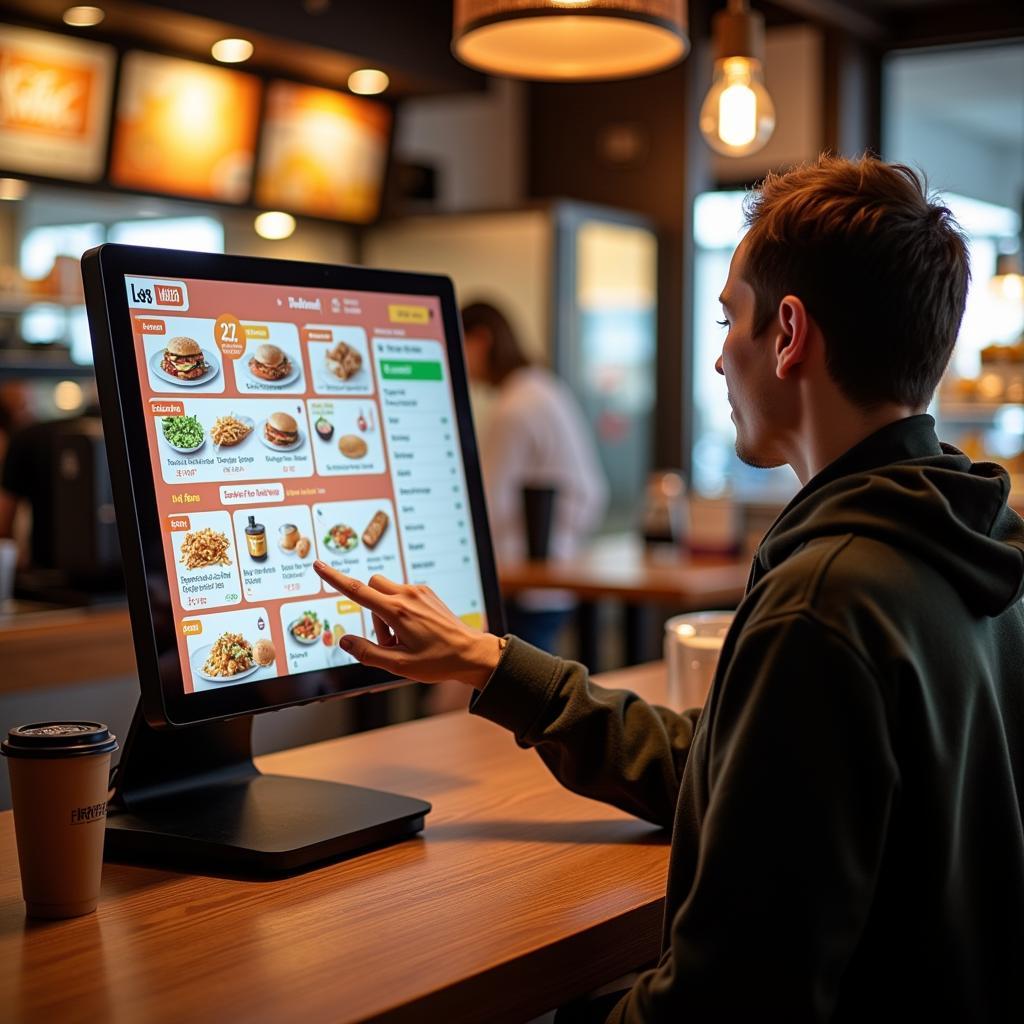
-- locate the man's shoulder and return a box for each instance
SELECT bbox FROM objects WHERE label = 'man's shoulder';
[748,533,939,625]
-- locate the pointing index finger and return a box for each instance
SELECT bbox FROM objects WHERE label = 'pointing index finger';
[314,561,397,617]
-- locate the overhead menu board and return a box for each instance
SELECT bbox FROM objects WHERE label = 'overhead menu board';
[254,81,391,224]
[110,51,261,204]
[0,24,115,182]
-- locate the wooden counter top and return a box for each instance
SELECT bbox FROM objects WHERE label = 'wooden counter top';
[0,662,672,1024]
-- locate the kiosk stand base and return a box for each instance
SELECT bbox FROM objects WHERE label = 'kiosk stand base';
[105,704,431,874]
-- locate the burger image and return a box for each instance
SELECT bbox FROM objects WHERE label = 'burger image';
[248,343,292,382]
[264,411,299,448]
[161,337,207,381]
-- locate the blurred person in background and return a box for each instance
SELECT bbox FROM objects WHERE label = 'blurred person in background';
[462,301,608,653]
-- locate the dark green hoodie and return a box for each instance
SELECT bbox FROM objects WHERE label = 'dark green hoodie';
[471,415,1024,1022]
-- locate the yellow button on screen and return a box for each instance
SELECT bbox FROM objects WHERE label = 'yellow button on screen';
[388,304,430,324]
[460,612,483,630]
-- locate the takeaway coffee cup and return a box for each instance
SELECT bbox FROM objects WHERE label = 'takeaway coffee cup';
[664,612,734,709]
[2,722,118,919]
[522,485,557,561]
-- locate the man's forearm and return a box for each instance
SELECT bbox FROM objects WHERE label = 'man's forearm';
[470,637,700,829]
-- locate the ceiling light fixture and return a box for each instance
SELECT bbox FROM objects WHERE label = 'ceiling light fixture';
[699,0,775,157]
[348,69,390,95]
[62,6,105,27]
[254,212,296,241]
[452,0,688,81]
[211,38,254,64]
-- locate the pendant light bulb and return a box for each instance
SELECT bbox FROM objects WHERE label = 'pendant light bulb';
[700,56,775,156]
[699,1,775,157]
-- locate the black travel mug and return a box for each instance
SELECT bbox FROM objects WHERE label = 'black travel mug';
[522,486,557,561]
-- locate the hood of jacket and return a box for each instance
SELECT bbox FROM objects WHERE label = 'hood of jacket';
[752,415,1024,617]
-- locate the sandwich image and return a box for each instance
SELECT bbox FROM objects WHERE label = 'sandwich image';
[264,411,299,448]
[161,336,208,381]
[249,343,293,381]
[362,510,389,549]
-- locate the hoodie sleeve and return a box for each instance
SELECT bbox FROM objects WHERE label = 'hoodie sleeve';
[469,636,702,829]
[605,612,898,1024]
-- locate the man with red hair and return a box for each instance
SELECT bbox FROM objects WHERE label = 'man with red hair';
[317,156,1024,1022]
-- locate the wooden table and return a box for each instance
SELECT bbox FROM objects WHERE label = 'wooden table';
[0,663,672,1024]
[500,534,750,667]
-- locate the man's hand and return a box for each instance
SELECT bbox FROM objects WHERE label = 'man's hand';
[313,561,503,689]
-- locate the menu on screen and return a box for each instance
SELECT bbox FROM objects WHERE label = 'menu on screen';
[126,275,487,695]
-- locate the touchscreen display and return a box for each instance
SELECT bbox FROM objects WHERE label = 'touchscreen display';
[125,275,486,695]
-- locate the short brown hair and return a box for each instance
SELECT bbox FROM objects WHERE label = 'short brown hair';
[742,154,970,409]
[461,301,530,385]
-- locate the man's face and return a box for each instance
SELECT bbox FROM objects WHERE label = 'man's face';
[715,240,793,469]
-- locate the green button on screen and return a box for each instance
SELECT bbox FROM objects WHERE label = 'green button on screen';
[379,360,443,381]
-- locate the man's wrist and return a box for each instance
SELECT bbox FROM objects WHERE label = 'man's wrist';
[462,633,506,689]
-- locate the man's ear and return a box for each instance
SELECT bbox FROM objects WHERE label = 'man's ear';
[774,295,810,381]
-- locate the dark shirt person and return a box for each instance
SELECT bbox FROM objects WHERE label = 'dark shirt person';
[312,156,1024,1022]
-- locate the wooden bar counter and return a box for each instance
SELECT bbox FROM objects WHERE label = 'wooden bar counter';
[0,663,673,1024]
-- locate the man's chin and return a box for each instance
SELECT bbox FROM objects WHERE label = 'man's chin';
[735,438,785,470]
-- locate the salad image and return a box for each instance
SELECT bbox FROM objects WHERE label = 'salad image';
[162,414,205,453]
[324,523,358,552]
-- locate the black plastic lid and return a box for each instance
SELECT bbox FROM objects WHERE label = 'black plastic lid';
[1,722,118,759]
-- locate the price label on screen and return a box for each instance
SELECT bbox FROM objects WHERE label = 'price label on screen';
[214,313,245,359]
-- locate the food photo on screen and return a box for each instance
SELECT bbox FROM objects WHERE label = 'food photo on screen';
[230,504,320,605]
[161,336,211,381]
[280,597,365,674]
[140,317,226,394]
[248,343,293,383]
[167,511,243,613]
[262,411,302,450]
[304,325,374,396]
[308,399,382,475]
[183,607,278,692]
[232,327,306,394]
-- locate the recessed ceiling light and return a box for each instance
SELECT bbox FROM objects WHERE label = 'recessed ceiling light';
[0,178,28,201]
[211,38,254,64]
[348,68,390,96]
[254,212,296,241]
[63,5,105,27]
